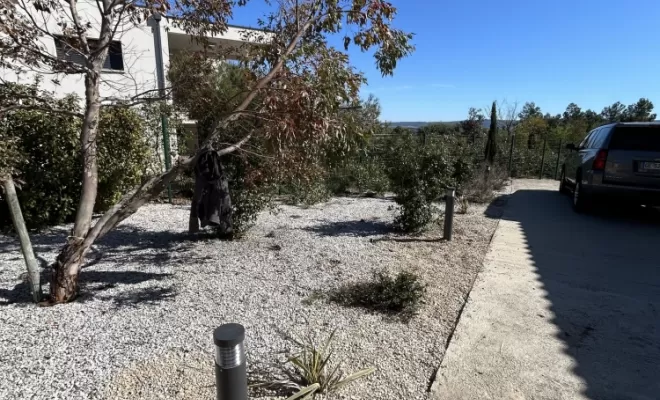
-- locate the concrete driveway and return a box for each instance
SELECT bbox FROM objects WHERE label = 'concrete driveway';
[431,179,660,400]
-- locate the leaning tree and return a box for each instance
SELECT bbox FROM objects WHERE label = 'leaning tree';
[0,0,413,303]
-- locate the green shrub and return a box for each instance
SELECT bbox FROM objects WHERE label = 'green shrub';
[281,176,330,206]
[326,156,389,195]
[96,107,151,212]
[0,91,153,230]
[330,270,426,321]
[225,152,277,235]
[460,164,508,204]
[393,189,436,231]
[383,134,454,232]
[354,158,389,194]
[0,97,82,230]
[0,127,24,178]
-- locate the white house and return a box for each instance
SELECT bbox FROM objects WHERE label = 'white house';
[1,0,267,168]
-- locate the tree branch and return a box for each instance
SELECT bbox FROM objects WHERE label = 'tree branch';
[67,0,91,57]
[82,12,322,243]
[200,16,316,150]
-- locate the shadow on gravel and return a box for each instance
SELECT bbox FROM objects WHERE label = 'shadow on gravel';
[0,222,224,255]
[0,270,50,305]
[0,270,176,307]
[0,224,221,306]
[303,219,394,237]
[0,226,70,254]
[369,236,444,243]
[77,270,176,308]
[485,188,660,399]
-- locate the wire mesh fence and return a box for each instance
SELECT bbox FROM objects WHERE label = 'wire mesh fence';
[326,131,566,195]
[504,135,566,180]
[168,131,565,202]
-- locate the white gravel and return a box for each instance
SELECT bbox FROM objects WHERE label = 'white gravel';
[0,197,501,400]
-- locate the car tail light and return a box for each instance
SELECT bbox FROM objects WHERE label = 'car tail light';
[593,149,608,171]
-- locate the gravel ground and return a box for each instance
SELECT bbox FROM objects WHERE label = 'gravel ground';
[0,196,503,400]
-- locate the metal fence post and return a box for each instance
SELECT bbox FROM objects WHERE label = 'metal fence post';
[358,152,363,193]
[443,188,455,241]
[539,138,547,179]
[152,12,172,203]
[507,133,515,177]
[554,139,562,180]
[214,324,248,400]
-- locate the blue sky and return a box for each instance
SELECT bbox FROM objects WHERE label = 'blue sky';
[229,1,660,122]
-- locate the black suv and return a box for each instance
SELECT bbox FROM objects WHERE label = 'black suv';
[559,122,660,212]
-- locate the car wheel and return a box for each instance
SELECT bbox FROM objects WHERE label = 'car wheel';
[572,178,591,213]
[559,169,569,195]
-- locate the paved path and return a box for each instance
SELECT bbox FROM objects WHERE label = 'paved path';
[431,179,660,400]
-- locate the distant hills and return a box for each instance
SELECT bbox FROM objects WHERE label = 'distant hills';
[388,120,492,129]
[387,121,443,129]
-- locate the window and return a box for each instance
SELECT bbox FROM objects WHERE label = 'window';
[609,125,660,152]
[578,130,593,149]
[590,126,610,149]
[585,128,603,149]
[54,37,124,72]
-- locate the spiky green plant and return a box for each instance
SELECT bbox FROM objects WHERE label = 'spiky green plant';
[283,383,320,400]
[457,196,470,214]
[250,330,375,399]
[287,330,376,394]
[256,330,374,399]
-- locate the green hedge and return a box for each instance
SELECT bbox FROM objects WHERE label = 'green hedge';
[96,107,151,211]
[0,100,151,230]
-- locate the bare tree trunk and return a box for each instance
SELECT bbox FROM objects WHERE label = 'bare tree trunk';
[50,72,102,303]
[73,73,102,238]
[51,160,190,301]
[2,176,41,302]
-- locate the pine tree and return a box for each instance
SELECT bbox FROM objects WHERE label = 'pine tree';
[485,101,498,165]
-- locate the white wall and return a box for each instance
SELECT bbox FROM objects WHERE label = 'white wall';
[1,0,163,101]
[1,1,265,168]
[1,1,266,102]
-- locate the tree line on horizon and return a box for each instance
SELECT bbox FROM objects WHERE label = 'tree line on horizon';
[388,97,656,127]
[392,97,656,149]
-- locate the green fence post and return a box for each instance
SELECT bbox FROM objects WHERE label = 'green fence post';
[152,12,172,203]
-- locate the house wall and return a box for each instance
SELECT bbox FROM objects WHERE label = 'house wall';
[2,2,266,101]
[2,1,266,169]
[2,1,166,101]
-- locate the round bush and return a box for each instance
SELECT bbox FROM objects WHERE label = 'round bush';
[383,134,454,232]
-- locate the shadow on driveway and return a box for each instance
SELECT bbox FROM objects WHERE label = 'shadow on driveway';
[487,188,660,399]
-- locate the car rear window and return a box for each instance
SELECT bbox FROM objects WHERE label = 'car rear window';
[608,125,660,151]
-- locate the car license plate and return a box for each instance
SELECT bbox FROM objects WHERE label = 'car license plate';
[640,161,660,171]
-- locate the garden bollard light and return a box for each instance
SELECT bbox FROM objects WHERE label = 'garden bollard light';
[444,188,455,241]
[214,323,248,400]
